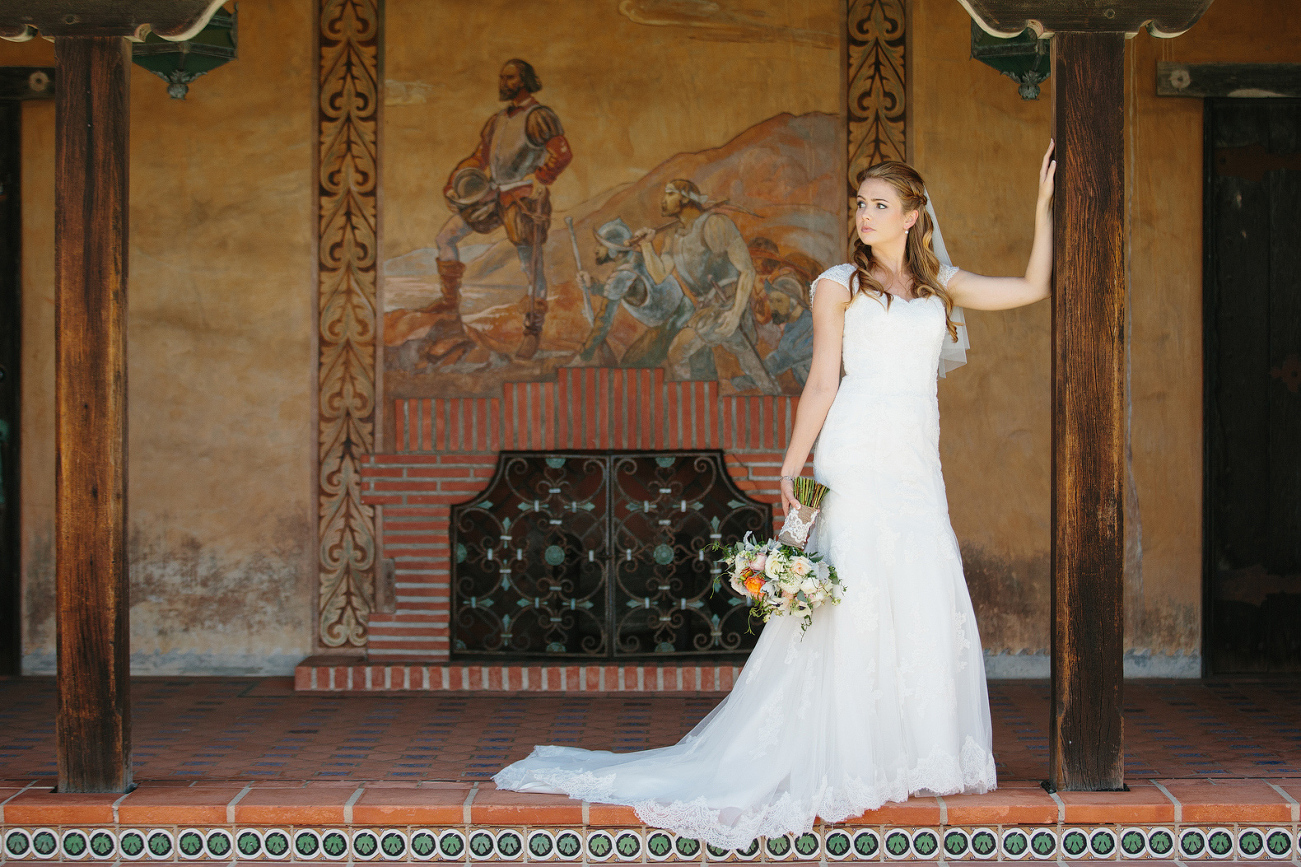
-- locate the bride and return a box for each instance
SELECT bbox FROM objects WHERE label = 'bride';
[494,144,1057,848]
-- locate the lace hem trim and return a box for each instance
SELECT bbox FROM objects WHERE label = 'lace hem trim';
[494,739,997,850]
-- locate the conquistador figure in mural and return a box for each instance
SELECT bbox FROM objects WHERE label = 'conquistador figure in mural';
[634,179,780,393]
[436,58,573,360]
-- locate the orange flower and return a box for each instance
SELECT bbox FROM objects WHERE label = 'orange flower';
[744,574,765,596]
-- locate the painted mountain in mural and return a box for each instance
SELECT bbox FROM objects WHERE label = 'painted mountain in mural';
[383,111,842,398]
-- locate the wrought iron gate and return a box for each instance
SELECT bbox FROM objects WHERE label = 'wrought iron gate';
[450,451,771,659]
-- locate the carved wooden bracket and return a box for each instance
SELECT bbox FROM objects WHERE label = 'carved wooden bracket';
[955,0,1215,37]
[0,0,225,41]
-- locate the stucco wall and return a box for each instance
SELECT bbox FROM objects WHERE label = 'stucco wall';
[911,0,1299,676]
[15,0,316,675]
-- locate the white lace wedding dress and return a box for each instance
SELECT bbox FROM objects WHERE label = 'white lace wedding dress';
[493,263,996,848]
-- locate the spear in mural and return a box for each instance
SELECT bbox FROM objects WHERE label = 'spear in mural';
[565,216,595,325]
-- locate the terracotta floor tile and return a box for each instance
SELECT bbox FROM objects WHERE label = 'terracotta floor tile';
[943,788,1059,824]
[1158,778,1293,823]
[1269,779,1301,816]
[1,678,1300,796]
[470,782,585,824]
[1057,782,1177,824]
[351,786,471,824]
[233,785,360,824]
[587,802,642,825]
[839,796,943,825]
[116,784,246,824]
[2,788,120,824]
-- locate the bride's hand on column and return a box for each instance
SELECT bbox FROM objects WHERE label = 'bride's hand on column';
[1037,140,1056,216]
[780,475,798,516]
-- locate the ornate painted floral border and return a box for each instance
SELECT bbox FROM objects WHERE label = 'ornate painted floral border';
[848,0,907,207]
[315,0,381,648]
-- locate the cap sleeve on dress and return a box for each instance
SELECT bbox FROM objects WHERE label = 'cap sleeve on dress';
[938,263,959,288]
[810,263,857,304]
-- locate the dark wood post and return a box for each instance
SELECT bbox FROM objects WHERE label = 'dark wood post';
[54,35,132,794]
[0,0,224,795]
[956,0,1213,790]
[1048,31,1126,792]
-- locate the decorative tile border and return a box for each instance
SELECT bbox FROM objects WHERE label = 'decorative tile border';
[3,823,1298,862]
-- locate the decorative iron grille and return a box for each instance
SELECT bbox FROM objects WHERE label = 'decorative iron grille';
[450,451,771,659]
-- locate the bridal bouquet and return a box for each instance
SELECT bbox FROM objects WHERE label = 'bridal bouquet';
[714,532,842,633]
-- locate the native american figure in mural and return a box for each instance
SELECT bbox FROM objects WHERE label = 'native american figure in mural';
[634,180,780,393]
[575,217,695,368]
[433,59,573,360]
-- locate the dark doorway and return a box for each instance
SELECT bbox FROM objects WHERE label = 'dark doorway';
[0,99,19,676]
[1204,98,1301,674]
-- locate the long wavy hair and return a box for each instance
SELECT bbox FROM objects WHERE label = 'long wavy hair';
[852,162,958,342]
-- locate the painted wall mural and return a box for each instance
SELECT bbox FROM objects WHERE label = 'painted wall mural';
[381,0,846,405]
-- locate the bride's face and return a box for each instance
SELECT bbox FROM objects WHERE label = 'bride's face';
[855,178,918,248]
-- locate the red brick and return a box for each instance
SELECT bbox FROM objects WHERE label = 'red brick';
[405,466,481,479]
[371,480,439,492]
[439,454,497,465]
[439,481,490,492]
[405,499,453,510]
[362,466,406,478]
[361,494,405,505]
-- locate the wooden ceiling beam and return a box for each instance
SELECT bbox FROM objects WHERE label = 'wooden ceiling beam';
[956,0,1214,37]
[0,0,225,41]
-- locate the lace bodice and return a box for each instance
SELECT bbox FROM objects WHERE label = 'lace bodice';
[809,262,958,303]
[811,263,959,394]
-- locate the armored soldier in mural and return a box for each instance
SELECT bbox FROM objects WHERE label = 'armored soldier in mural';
[575,217,695,367]
[435,59,573,360]
[633,180,780,393]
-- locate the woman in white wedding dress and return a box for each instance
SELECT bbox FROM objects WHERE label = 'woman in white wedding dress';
[494,145,1057,849]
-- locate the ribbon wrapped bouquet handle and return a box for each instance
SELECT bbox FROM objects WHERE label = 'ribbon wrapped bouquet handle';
[777,477,829,549]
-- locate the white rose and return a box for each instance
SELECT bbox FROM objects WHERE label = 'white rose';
[791,557,813,577]
[764,552,787,579]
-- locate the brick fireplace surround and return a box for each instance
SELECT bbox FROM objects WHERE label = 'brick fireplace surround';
[297,367,813,692]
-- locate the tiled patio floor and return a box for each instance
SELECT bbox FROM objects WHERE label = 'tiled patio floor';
[2,677,1298,783]
[1,677,1299,862]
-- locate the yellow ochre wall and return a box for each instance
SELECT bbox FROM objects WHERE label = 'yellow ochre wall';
[11,0,1294,675]
[13,1,317,674]
[913,0,1300,674]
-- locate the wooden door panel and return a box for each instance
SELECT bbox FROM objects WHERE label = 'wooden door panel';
[1206,98,1301,673]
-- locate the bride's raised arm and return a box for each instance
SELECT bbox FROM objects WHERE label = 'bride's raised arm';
[946,141,1056,312]
[778,277,850,515]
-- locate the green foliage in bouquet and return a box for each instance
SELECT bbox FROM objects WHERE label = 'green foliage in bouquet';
[791,477,829,509]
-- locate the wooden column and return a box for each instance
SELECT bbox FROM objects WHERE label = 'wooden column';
[1048,31,1126,792]
[54,35,132,794]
